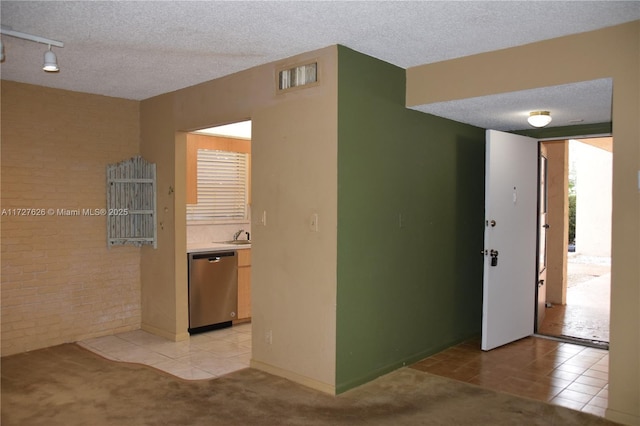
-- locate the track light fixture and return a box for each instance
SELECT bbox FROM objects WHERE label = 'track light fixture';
[43,45,59,72]
[0,26,64,72]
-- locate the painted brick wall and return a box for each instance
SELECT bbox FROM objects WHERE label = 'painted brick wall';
[1,81,141,356]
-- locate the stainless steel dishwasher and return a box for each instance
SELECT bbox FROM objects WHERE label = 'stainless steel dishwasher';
[188,251,238,334]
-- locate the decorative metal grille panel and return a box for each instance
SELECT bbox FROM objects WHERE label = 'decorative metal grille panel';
[106,156,157,248]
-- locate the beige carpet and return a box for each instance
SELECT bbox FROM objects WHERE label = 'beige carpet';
[1,344,618,426]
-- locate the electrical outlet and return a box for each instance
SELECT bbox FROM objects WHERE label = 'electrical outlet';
[261,210,267,226]
[310,213,319,232]
[265,330,272,345]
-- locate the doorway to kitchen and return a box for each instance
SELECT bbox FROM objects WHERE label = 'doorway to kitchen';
[537,137,612,346]
[185,119,253,373]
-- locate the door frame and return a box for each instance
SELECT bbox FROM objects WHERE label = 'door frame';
[534,136,613,346]
[535,143,548,332]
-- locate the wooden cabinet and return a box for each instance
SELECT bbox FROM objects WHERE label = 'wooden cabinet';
[237,249,251,320]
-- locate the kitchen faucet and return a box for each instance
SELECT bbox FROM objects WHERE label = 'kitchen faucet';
[233,229,244,241]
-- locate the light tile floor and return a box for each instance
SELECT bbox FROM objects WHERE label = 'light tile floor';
[78,323,251,380]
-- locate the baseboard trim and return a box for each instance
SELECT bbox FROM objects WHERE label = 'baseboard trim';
[141,323,189,342]
[250,359,335,395]
[335,332,480,394]
[606,407,640,426]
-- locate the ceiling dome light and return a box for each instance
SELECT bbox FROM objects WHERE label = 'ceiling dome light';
[43,45,59,72]
[528,111,552,128]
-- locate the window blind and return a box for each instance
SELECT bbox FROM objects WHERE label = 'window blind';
[187,149,248,221]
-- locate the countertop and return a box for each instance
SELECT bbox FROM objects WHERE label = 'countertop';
[187,241,251,254]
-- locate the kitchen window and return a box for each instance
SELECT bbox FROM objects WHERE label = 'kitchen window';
[187,149,249,222]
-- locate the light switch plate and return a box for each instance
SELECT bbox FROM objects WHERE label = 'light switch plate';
[310,213,319,232]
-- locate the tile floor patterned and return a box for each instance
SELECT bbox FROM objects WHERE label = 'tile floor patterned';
[78,323,251,380]
[410,336,609,417]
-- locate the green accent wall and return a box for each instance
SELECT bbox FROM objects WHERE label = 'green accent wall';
[336,46,486,393]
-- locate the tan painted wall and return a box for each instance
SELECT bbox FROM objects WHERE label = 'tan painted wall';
[544,141,569,305]
[140,46,338,391]
[574,141,612,257]
[139,93,187,340]
[407,21,640,425]
[0,81,141,356]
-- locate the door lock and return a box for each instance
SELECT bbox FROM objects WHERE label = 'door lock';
[490,249,499,267]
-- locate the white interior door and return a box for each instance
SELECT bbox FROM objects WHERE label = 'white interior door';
[482,130,538,351]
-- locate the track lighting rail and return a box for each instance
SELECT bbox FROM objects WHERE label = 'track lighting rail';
[1,25,64,71]
[0,26,64,48]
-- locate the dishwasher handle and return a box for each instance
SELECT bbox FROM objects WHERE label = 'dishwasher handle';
[189,251,236,265]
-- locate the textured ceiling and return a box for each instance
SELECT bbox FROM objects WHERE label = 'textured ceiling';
[1,1,638,131]
[411,78,614,131]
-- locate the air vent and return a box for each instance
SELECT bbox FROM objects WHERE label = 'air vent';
[278,62,317,91]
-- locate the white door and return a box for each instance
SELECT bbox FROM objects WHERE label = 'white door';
[482,130,538,351]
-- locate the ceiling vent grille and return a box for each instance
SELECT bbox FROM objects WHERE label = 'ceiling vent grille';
[278,62,317,91]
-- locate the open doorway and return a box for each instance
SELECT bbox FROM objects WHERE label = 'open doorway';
[184,120,253,373]
[537,137,611,346]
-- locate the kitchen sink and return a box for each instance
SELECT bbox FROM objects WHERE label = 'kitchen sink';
[217,240,251,245]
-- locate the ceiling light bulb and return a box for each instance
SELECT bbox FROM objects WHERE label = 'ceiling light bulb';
[43,46,58,72]
[527,111,552,128]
